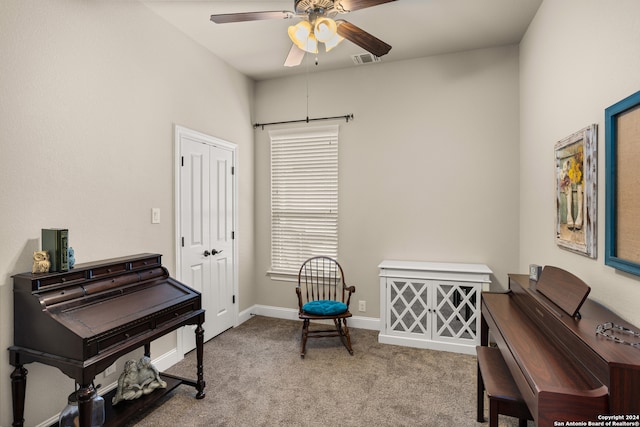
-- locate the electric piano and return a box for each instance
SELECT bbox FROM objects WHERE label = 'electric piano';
[9,253,206,427]
[479,266,640,426]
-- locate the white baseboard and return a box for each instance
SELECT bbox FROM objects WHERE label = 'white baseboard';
[37,415,59,427]
[151,348,181,372]
[240,304,380,331]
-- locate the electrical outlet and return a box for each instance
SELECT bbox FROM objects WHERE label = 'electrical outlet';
[358,300,366,312]
[151,208,160,224]
[104,362,117,377]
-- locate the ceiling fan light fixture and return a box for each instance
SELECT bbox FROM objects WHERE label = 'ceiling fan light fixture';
[288,21,318,53]
[313,17,337,43]
[288,21,310,47]
[303,33,319,53]
[323,32,344,52]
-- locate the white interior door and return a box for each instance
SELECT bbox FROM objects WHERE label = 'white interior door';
[208,146,235,335]
[177,126,236,350]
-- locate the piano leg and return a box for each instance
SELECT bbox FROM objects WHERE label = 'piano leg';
[195,321,206,399]
[77,383,96,427]
[477,360,486,422]
[478,313,489,422]
[10,364,27,427]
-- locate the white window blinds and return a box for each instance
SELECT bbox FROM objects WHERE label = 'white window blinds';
[269,125,339,276]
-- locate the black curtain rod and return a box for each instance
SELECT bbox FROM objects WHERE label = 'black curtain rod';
[253,114,354,130]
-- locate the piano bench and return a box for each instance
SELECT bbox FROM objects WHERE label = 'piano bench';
[476,346,533,427]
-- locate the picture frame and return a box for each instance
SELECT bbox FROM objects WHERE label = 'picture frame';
[605,90,640,276]
[555,124,597,258]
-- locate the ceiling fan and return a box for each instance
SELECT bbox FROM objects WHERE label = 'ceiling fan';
[210,0,395,67]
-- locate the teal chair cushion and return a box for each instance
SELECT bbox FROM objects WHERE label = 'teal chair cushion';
[303,300,348,316]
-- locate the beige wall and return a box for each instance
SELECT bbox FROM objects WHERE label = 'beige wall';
[0,0,254,425]
[253,46,521,317]
[519,0,640,326]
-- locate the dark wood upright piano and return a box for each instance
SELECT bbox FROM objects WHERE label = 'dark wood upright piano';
[479,266,640,426]
[9,253,206,427]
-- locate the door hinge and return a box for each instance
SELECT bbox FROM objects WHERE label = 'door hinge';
[181,156,184,167]
[231,166,235,175]
[232,295,236,304]
[231,231,235,240]
[181,237,184,247]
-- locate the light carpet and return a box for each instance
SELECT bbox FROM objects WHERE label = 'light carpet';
[126,315,531,427]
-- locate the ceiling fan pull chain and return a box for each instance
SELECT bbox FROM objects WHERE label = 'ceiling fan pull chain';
[306,53,310,118]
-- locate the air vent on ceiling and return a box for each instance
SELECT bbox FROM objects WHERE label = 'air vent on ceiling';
[351,53,381,65]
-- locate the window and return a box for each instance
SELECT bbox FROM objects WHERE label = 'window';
[269,125,339,278]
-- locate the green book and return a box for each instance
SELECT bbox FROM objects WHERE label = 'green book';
[42,228,69,272]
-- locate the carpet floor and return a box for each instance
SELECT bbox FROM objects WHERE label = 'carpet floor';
[126,315,532,426]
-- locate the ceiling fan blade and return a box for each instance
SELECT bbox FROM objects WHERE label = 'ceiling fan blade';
[284,44,306,67]
[335,0,397,13]
[336,20,391,57]
[210,11,294,24]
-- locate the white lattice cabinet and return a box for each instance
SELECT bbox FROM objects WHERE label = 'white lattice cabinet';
[378,260,492,355]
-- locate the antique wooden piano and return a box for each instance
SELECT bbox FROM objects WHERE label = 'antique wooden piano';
[9,253,206,427]
[478,266,640,426]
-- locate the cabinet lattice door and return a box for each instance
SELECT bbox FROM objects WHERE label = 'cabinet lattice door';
[389,279,430,335]
[434,282,478,342]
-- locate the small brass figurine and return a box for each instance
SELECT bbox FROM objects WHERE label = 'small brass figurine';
[32,251,50,273]
[112,356,167,406]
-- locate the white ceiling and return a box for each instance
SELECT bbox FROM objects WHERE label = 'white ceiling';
[141,0,543,81]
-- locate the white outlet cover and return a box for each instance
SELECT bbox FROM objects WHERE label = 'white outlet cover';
[104,362,117,377]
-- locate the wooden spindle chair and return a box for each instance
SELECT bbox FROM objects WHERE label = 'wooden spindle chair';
[296,256,356,358]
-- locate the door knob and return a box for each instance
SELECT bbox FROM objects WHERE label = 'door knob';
[211,249,223,255]
[203,250,211,257]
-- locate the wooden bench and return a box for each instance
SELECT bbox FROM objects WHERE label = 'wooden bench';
[476,346,532,427]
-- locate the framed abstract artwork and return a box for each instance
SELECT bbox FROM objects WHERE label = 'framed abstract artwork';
[555,124,597,258]
[605,90,640,276]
